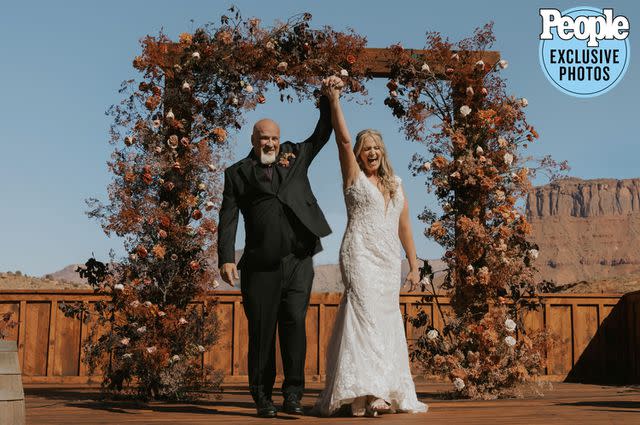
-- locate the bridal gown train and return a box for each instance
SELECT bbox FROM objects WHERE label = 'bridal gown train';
[314,171,428,416]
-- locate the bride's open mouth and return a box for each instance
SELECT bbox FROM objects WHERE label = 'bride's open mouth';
[367,156,379,167]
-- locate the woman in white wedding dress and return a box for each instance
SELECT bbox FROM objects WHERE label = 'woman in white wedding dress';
[314,77,428,417]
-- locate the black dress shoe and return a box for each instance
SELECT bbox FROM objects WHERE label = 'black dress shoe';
[256,399,277,418]
[282,395,304,415]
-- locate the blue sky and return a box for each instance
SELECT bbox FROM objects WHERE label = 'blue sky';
[1,1,637,276]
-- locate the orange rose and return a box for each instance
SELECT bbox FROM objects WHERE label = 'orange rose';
[152,244,166,259]
[212,127,227,143]
[136,245,148,258]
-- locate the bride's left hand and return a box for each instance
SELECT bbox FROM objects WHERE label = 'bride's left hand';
[403,270,420,292]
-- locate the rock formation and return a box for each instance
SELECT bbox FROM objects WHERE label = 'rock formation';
[526,177,640,291]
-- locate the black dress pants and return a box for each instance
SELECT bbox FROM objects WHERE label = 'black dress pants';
[240,254,314,403]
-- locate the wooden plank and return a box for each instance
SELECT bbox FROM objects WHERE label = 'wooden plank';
[547,305,572,376]
[304,304,319,378]
[573,305,599,365]
[0,303,19,342]
[208,302,233,375]
[359,47,501,78]
[234,301,248,376]
[52,301,81,376]
[22,302,50,376]
[46,299,58,377]
[318,304,326,376]
[17,301,26,371]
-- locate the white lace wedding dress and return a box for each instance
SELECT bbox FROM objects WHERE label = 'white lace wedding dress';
[314,171,428,416]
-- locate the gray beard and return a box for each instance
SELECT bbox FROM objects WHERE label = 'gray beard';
[260,151,277,165]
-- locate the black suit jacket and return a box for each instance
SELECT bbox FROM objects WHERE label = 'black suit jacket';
[217,97,333,270]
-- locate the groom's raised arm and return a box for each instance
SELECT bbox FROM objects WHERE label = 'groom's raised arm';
[217,168,239,269]
[299,95,333,163]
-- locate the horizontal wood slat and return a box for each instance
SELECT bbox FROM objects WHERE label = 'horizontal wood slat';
[2,290,636,385]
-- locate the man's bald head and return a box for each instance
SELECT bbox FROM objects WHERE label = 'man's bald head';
[251,118,281,165]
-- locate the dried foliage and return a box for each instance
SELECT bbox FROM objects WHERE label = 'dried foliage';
[0,312,17,340]
[384,24,567,398]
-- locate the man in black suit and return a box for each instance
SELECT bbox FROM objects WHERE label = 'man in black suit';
[217,88,333,417]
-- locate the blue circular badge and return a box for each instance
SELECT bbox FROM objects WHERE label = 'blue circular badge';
[539,7,630,98]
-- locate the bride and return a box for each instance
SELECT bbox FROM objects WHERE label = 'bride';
[314,76,428,416]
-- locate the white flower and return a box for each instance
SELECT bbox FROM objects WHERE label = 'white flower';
[495,190,506,201]
[421,162,431,171]
[475,60,485,69]
[114,283,124,291]
[129,253,138,261]
[419,276,431,287]
[178,317,188,325]
[171,354,180,362]
[475,146,484,155]
[155,146,163,154]
[130,300,140,308]
[459,105,472,117]
[144,301,152,307]
[466,264,474,273]
[505,318,517,332]
[244,84,253,93]
[503,153,514,166]
[520,98,528,107]
[427,329,439,340]
[450,171,461,179]
[208,163,217,172]
[498,59,509,69]
[120,337,130,346]
[230,95,239,105]
[498,137,508,147]
[443,202,452,212]
[212,279,220,289]
[123,353,133,359]
[528,249,539,260]
[265,41,274,50]
[136,325,146,334]
[181,82,190,91]
[453,378,465,391]
[165,109,175,120]
[205,201,215,211]
[198,183,206,190]
[191,51,200,60]
[478,266,489,276]
[466,86,474,96]
[146,346,157,353]
[197,344,206,353]
[277,61,288,72]
[421,63,431,72]
[340,69,349,77]
[158,311,166,317]
[505,336,517,347]
[451,53,459,61]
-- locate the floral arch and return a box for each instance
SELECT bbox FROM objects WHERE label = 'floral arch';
[68,9,563,400]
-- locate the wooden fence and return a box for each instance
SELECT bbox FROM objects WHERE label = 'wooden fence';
[0,290,636,385]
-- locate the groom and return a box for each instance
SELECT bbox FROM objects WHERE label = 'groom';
[217,87,333,417]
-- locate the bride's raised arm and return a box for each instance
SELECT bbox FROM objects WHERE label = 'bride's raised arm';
[322,76,359,189]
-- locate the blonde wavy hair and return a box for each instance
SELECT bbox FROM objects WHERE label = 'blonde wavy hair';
[354,129,398,199]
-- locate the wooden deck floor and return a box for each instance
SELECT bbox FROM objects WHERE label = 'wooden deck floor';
[25,382,639,424]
